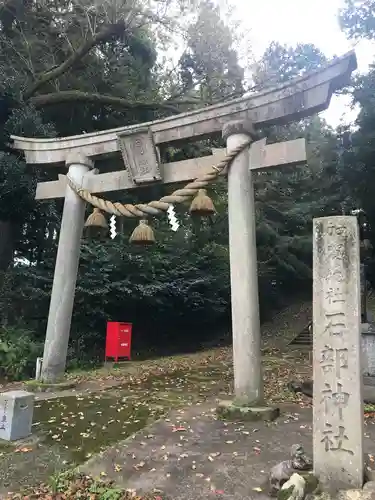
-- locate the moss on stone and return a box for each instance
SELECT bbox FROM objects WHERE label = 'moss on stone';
[311,492,332,500]
[277,485,295,500]
[0,440,13,451]
[216,400,280,422]
[24,380,76,392]
[300,473,320,494]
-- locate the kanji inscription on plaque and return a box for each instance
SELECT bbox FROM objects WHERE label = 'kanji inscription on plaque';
[118,128,162,184]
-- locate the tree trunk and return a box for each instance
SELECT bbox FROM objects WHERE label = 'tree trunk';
[30,90,181,113]
[0,220,14,272]
[0,220,14,326]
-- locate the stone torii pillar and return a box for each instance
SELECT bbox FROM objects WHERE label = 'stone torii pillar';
[11,51,357,388]
[41,153,94,381]
[224,121,262,406]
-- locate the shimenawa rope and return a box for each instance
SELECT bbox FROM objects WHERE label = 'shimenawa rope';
[66,139,251,218]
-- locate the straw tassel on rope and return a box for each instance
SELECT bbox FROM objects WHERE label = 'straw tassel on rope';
[84,207,108,239]
[189,188,216,216]
[129,219,156,245]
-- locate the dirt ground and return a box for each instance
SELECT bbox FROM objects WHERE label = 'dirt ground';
[79,401,375,500]
[0,300,332,497]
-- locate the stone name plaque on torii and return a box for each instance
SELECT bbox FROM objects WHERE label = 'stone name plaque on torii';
[11,51,357,411]
[118,127,162,184]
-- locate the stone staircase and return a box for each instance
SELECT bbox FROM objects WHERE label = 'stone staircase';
[288,322,312,347]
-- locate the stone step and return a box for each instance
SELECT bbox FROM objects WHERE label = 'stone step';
[288,320,313,347]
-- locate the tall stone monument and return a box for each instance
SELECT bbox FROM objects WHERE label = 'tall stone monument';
[313,216,364,490]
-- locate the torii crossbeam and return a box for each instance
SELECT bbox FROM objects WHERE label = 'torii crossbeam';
[12,52,356,413]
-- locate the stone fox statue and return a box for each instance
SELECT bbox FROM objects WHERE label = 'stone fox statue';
[287,380,313,398]
[268,444,313,496]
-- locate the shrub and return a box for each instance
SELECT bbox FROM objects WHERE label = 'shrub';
[0,325,43,380]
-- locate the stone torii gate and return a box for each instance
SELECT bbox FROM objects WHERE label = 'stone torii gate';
[12,51,356,413]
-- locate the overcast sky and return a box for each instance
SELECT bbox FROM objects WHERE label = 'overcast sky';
[218,0,375,127]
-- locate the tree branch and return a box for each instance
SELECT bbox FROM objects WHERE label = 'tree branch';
[29,90,201,113]
[23,21,127,100]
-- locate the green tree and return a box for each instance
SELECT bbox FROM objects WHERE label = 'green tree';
[252,41,328,89]
[340,68,375,276]
[339,0,375,39]
[338,0,375,281]
[0,0,198,275]
[246,42,348,298]
[0,105,55,274]
[178,0,244,102]
[0,0,195,325]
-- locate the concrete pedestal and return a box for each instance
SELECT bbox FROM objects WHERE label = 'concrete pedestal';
[0,391,34,441]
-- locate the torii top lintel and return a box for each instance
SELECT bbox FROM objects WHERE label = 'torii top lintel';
[11,51,357,166]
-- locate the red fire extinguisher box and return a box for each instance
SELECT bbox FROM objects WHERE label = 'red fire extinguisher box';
[105,322,132,362]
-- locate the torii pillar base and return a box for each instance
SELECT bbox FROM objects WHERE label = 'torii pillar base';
[217,400,280,421]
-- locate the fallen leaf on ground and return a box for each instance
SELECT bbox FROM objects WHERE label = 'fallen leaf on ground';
[172,426,186,432]
[134,461,145,470]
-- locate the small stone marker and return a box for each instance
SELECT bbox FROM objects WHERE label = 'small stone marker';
[313,216,364,490]
[0,390,35,441]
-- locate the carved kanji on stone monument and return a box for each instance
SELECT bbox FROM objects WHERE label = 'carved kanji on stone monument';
[313,216,364,490]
